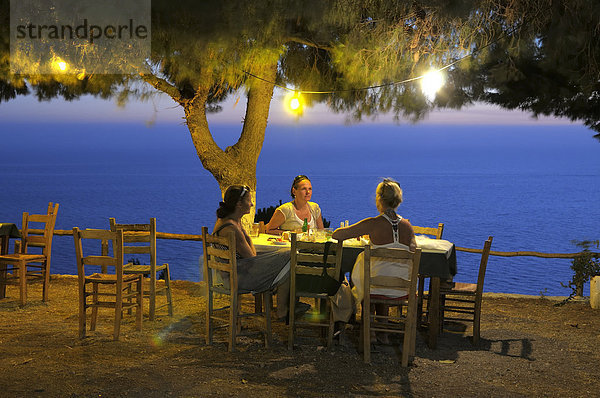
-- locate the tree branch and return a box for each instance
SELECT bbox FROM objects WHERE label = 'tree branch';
[139,72,184,105]
[285,36,333,51]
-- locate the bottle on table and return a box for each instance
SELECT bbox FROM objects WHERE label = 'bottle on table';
[302,218,308,233]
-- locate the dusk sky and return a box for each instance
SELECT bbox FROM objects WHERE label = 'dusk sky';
[0,86,579,128]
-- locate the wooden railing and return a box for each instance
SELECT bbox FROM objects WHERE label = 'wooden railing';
[25,228,600,295]
[41,229,203,241]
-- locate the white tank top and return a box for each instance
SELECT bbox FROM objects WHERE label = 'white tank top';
[381,212,402,243]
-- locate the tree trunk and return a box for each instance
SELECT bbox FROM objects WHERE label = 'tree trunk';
[183,62,277,229]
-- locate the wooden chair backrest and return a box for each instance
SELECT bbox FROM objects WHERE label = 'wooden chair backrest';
[290,233,343,284]
[73,228,125,280]
[201,226,238,292]
[412,222,444,239]
[475,236,494,296]
[20,202,59,255]
[109,217,156,265]
[364,246,422,297]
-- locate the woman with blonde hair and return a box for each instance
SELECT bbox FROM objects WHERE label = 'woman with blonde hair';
[332,178,416,343]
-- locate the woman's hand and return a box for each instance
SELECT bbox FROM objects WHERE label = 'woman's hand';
[332,218,373,241]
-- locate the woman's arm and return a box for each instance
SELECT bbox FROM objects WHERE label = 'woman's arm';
[332,217,375,241]
[265,209,286,235]
[316,215,324,230]
[221,225,256,258]
[401,219,417,251]
[314,204,325,229]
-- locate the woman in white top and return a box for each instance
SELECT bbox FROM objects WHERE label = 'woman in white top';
[265,175,324,234]
[332,178,416,342]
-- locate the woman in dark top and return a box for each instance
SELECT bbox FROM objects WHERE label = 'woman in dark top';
[212,185,290,318]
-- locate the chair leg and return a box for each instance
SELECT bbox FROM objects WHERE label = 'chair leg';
[164,264,173,317]
[254,293,263,314]
[90,284,99,331]
[0,261,7,299]
[114,287,123,341]
[149,272,156,321]
[229,292,238,352]
[42,260,50,302]
[417,275,425,328]
[205,288,213,346]
[288,296,296,350]
[327,301,335,349]
[136,278,143,331]
[126,283,133,316]
[473,300,481,345]
[79,285,87,339]
[19,261,27,307]
[362,302,371,364]
[263,291,272,348]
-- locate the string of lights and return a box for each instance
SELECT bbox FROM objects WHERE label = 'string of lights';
[241,4,545,113]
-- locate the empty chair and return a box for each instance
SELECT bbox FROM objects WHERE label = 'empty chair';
[288,233,343,350]
[0,202,59,306]
[74,228,143,340]
[361,246,422,366]
[412,223,444,240]
[439,236,493,345]
[109,218,173,321]
[412,222,444,327]
[202,226,272,351]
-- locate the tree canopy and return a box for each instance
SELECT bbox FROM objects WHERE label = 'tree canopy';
[1,0,599,207]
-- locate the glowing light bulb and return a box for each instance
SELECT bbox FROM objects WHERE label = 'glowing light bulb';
[52,58,68,72]
[285,91,304,116]
[421,70,444,101]
[290,97,300,110]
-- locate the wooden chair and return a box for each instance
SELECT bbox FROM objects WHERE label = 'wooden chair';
[361,246,422,366]
[412,223,445,240]
[412,222,444,327]
[109,218,173,321]
[288,233,343,350]
[0,202,59,306]
[201,226,272,351]
[439,236,493,345]
[74,228,143,340]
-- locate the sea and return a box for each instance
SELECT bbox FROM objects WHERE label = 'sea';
[1,121,599,297]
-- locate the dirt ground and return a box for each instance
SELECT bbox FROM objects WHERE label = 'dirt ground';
[1,275,599,398]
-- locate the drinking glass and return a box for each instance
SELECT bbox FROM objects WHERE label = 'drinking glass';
[250,223,260,237]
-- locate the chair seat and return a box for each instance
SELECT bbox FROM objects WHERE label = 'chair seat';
[370,294,409,302]
[0,253,46,262]
[86,273,141,283]
[442,282,477,294]
[123,263,168,274]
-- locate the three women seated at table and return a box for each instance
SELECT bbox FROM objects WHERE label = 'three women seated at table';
[210,176,416,333]
[265,175,324,234]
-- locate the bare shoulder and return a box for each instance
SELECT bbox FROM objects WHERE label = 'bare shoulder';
[400,218,413,229]
[213,220,238,236]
